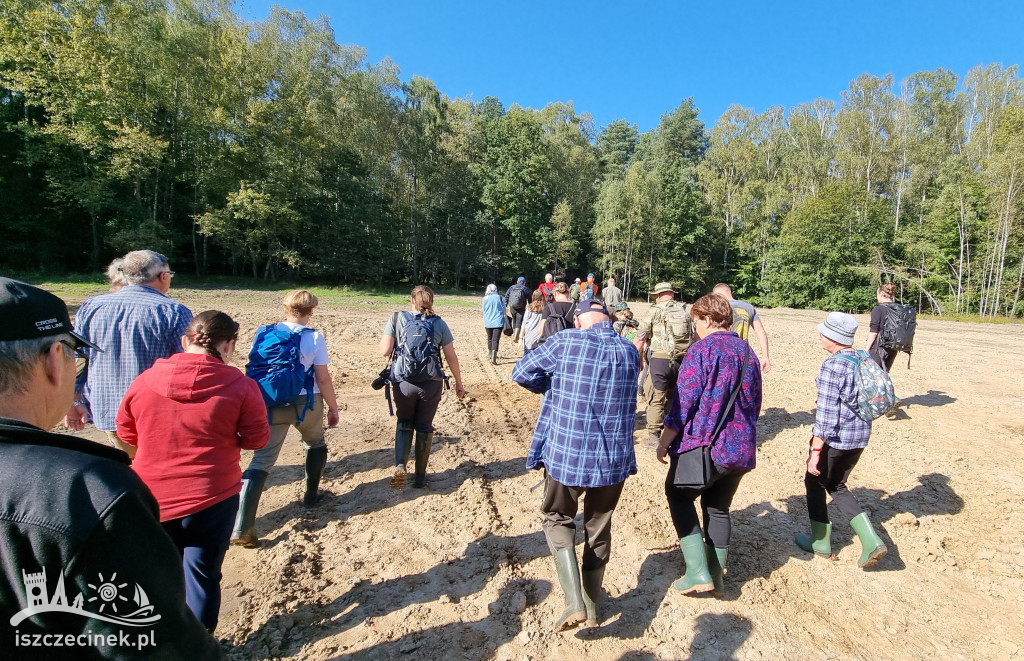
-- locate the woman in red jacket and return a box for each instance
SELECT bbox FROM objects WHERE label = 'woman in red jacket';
[116,310,269,632]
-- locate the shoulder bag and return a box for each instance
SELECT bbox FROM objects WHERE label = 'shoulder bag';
[673,344,752,488]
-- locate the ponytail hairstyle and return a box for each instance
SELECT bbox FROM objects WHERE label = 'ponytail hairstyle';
[185,310,240,362]
[878,282,898,301]
[410,285,436,318]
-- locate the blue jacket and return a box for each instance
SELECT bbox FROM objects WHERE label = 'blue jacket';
[482,294,505,328]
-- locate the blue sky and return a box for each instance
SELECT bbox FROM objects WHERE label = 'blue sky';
[239,0,1023,133]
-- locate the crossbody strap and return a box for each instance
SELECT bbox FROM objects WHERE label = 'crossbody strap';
[709,344,752,447]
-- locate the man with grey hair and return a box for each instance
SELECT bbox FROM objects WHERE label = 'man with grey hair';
[65,250,192,456]
[0,278,222,656]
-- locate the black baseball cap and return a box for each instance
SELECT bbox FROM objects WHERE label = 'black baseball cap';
[574,299,610,317]
[0,277,100,350]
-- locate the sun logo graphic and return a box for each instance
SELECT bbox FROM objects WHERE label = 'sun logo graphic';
[88,573,128,614]
[10,566,160,627]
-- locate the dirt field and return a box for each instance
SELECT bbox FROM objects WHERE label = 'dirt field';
[63,287,1024,660]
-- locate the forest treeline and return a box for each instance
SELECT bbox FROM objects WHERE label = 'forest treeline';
[1,0,1022,316]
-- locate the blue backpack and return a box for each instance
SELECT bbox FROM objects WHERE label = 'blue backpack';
[390,313,444,384]
[246,325,316,421]
[835,350,896,421]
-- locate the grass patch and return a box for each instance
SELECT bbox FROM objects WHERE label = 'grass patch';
[8,271,482,307]
[922,313,1020,325]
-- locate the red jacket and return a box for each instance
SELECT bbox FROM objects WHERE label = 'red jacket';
[116,352,270,521]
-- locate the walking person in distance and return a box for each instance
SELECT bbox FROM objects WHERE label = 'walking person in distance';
[482,283,505,365]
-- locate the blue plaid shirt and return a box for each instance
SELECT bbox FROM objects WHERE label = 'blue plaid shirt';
[511,321,640,488]
[813,350,872,450]
[74,286,193,431]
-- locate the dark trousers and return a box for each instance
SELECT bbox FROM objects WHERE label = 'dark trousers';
[541,474,625,571]
[393,379,443,433]
[805,444,865,522]
[664,454,745,548]
[871,345,897,372]
[485,326,502,351]
[162,494,239,631]
[510,307,525,330]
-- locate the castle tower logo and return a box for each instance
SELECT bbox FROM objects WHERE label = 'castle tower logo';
[10,566,160,628]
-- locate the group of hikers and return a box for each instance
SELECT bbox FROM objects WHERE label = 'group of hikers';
[0,252,916,656]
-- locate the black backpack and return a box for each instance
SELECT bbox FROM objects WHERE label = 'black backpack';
[389,312,444,384]
[540,303,575,342]
[879,303,917,354]
[508,285,528,310]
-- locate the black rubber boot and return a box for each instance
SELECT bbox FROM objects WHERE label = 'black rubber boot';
[413,431,433,488]
[391,423,414,489]
[231,469,269,548]
[302,445,328,507]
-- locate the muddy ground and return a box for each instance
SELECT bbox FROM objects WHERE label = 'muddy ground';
[64,288,1024,660]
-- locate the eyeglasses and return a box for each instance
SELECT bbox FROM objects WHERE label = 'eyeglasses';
[58,340,90,361]
[161,270,176,277]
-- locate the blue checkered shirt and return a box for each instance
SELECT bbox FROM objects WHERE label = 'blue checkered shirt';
[511,322,640,487]
[813,350,872,450]
[74,286,193,430]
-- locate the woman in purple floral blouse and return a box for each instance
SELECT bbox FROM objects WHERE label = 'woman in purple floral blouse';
[656,293,762,597]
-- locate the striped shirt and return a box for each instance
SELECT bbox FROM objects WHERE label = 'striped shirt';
[813,350,872,450]
[511,322,640,487]
[73,286,193,430]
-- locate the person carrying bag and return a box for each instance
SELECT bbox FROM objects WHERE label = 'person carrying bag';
[656,293,762,598]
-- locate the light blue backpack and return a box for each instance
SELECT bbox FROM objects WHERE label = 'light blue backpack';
[835,350,896,421]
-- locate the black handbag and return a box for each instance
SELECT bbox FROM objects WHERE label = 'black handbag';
[502,314,513,336]
[672,344,751,488]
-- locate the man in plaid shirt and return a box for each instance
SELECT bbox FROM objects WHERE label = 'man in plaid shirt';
[65,250,192,457]
[512,298,639,631]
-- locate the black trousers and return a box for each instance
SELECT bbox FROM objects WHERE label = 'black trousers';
[485,326,502,351]
[871,345,897,371]
[804,444,865,522]
[664,453,745,548]
[393,379,443,433]
[509,307,525,330]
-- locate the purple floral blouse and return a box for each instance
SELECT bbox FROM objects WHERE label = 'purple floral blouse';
[663,331,762,471]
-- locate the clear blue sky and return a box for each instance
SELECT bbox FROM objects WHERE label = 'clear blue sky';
[239,0,1023,133]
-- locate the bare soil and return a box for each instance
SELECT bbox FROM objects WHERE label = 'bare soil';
[65,289,1024,660]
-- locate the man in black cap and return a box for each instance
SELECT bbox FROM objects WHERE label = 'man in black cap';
[0,278,223,658]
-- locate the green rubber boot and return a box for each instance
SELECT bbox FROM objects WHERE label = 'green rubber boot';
[413,431,433,488]
[391,423,414,489]
[231,469,268,548]
[671,534,714,594]
[302,445,328,507]
[552,548,586,632]
[580,566,605,626]
[850,513,888,568]
[705,545,728,596]
[795,520,833,557]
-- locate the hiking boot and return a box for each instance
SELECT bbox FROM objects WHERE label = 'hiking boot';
[850,513,888,568]
[413,431,433,488]
[672,533,714,594]
[231,469,268,548]
[581,566,605,626]
[552,548,586,631]
[795,520,833,557]
[705,545,728,596]
[391,423,413,489]
[302,445,328,507]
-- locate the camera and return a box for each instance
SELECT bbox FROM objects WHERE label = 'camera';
[371,368,390,390]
